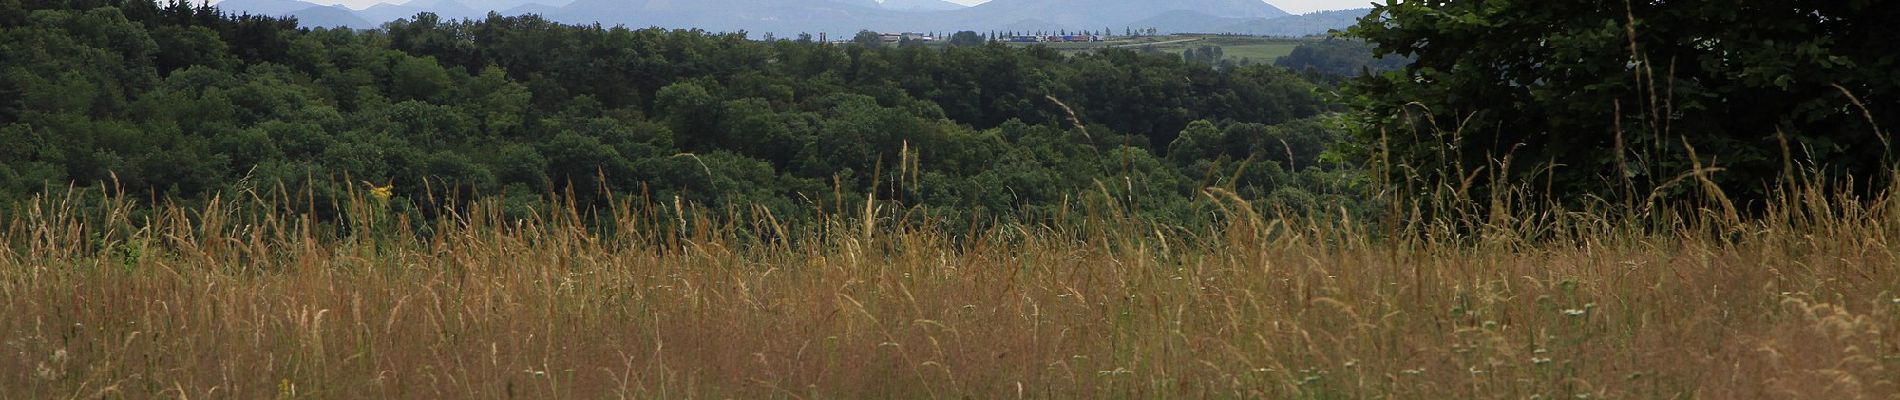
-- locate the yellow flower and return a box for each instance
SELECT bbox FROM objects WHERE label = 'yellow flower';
[369,183,393,202]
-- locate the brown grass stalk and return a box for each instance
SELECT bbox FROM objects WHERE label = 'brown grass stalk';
[0,179,1896,398]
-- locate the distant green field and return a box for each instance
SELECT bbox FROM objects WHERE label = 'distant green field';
[1004,35,1304,64]
[1184,36,1302,63]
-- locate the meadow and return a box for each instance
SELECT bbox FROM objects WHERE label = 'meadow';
[2,180,1895,399]
[5,0,1894,397]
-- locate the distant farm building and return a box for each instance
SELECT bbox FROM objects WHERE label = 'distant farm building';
[880,32,936,43]
[1004,34,1103,43]
[1045,34,1101,42]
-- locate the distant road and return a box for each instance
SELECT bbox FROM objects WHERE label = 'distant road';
[1107,37,1204,48]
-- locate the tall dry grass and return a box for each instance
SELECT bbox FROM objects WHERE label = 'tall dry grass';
[0,176,1896,399]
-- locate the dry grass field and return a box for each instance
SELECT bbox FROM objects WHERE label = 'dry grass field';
[2,181,1897,398]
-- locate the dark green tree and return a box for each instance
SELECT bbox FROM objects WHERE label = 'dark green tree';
[654,81,720,149]
[1274,38,1407,78]
[851,30,883,49]
[388,55,452,102]
[151,25,234,74]
[1348,0,1900,205]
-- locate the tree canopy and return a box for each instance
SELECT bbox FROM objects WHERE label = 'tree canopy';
[1347,0,1899,206]
[0,0,1368,229]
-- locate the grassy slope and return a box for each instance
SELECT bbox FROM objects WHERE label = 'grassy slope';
[1190,36,1300,62]
[1,184,1896,398]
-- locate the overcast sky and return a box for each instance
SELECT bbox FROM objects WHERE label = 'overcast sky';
[303,0,1372,15]
[938,0,1372,14]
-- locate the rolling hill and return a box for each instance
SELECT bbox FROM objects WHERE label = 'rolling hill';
[360,0,483,21]
[1218,9,1369,37]
[287,4,376,27]
[880,0,964,12]
[212,0,332,16]
[1122,9,1247,34]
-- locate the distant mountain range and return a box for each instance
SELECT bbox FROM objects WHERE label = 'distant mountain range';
[1116,8,1371,35]
[951,0,1285,29]
[880,0,962,12]
[1218,9,1369,36]
[213,0,1361,37]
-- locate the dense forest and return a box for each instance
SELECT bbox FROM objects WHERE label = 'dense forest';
[0,0,1370,228]
[1347,1,1898,207]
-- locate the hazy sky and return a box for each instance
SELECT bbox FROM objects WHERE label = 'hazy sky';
[303,0,1372,15]
[939,0,1372,14]
[296,0,1368,15]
